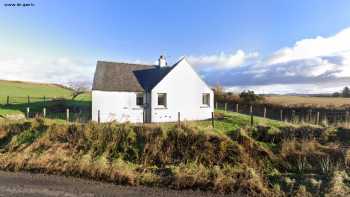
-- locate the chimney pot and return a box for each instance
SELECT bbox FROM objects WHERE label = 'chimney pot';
[158,55,167,67]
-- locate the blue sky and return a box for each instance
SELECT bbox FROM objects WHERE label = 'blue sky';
[1,0,350,93]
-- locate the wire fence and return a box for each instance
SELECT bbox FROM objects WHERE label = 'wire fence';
[0,96,63,105]
[1,96,91,123]
[3,96,350,126]
[216,102,350,127]
[25,109,91,123]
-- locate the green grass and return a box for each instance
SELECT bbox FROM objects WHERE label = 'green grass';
[0,80,72,102]
[155,110,292,135]
[0,80,91,117]
[195,110,291,134]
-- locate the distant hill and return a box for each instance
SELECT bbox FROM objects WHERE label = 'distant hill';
[261,93,334,97]
[0,80,91,117]
[0,80,73,102]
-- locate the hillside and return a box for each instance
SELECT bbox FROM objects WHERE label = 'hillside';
[0,80,73,101]
[0,80,91,117]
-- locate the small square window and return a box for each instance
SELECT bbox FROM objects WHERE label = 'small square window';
[202,93,210,106]
[136,93,144,106]
[158,93,167,107]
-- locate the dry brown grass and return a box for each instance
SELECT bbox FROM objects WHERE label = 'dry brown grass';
[325,171,350,197]
[0,119,278,196]
[3,118,350,196]
[265,95,350,108]
[279,139,344,174]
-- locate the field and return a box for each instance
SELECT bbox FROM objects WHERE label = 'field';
[0,80,72,101]
[0,80,91,119]
[265,95,350,108]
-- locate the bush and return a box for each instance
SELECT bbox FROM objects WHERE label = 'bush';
[239,90,265,105]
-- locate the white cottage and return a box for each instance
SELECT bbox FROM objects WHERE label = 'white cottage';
[92,56,214,123]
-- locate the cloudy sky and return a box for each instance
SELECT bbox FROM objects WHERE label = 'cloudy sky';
[1,0,350,94]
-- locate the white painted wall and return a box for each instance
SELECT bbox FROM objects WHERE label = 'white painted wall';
[151,59,214,122]
[92,90,144,123]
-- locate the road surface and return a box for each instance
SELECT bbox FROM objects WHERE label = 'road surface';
[0,171,229,197]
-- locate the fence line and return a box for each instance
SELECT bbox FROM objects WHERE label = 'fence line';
[1,96,66,105]
[4,95,350,126]
[24,107,91,123]
[215,101,350,126]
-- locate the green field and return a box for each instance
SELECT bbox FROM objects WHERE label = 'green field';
[0,80,91,117]
[0,80,73,101]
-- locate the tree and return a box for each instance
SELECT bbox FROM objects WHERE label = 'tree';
[239,90,265,104]
[68,81,90,100]
[213,84,225,102]
[332,92,341,97]
[342,86,350,98]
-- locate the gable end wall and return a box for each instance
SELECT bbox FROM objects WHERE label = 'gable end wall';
[151,60,214,122]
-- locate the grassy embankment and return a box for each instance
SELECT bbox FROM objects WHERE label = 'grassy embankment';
[1,110,350,196]
[0,80,91,118]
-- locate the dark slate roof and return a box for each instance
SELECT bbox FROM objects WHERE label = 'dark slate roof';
[92,61,174,92]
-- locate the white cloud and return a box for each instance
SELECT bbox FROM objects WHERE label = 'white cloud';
[187,50,258,69]
[266,27,350,65]
[0,56,95,85]
[193,27,350,94]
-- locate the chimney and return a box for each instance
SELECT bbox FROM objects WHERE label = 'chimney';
[158,55,167,67]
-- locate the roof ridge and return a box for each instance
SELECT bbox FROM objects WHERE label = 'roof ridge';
[97,60,154,67]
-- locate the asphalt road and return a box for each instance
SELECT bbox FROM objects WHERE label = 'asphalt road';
[0,171,229,197]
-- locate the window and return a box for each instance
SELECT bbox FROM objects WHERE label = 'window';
[136,93,144,106]
[202,93,210,106]
[157,93,167,107]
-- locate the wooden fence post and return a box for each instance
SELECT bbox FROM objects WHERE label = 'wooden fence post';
[224,103,227,112]
[98,110,101,124]
[43,96,46,107]
[236,103,239,113]
[43,107,46,118]
[263,107,267,118]
[346,111,349,128]
[27,96,30,105]
[316,111,320,125]
[66,108,70,122]
[308,109,312,123]
[323,112,328,126]
[211,112,214,128]
[26,107,30,119]
[178,112,181,127]
[280,109,283,121]
[215,102,218,110]
[250,105,253,127]
[292,110,295,123]
[333,112,337,126]
[6,96,9,105]
[143,110,145,124]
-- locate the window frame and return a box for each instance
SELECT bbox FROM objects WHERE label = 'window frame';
[157,93,167,107]
[202,93,210,106]
[136,92,144,107]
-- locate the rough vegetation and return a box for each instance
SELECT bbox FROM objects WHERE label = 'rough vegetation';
[1,113,350,196]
